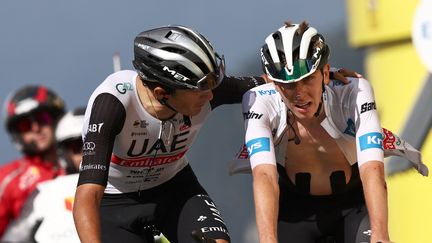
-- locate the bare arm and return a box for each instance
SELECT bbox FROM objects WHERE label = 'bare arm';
[252,164,279,243]
[73,183,105,243]
[359,161,390,243]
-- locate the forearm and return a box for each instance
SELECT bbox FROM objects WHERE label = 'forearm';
[360,161,389,242]
[73,185,104,243]
[253,165,279,243]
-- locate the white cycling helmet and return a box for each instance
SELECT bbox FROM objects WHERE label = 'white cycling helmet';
[261,22,330,83]
[55,108,85,144]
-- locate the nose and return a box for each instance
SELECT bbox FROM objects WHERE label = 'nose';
[292,82,306,96]
[30,120,42,132]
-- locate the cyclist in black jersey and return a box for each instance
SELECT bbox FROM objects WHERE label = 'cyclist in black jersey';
[72,25,269,243]
[72,24,359,243]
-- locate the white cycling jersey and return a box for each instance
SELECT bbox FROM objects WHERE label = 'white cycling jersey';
[2,174,79,243]
[229,78,428,176]
[78,70,264,193]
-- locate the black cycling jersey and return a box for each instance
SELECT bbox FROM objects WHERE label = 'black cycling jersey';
[78,71,264,193]
[78,70,264,242]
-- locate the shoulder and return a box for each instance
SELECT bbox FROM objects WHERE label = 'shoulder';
[243,83,279,105]
[87,70,138,110]
[0,159,23,179]
[94,70,137,95]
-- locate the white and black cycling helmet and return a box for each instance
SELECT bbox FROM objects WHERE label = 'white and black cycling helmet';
[261,22,330,83]
[133,25,225,90]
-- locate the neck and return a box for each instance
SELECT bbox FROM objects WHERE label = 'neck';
[41,147,59,163]
[136,76,176,120]
[294,105,326,128]
[27,146,58,164]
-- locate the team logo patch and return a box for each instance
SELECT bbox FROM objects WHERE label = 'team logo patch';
[359,132,383,151]
[246,137,270,156]
[257,89,276,96]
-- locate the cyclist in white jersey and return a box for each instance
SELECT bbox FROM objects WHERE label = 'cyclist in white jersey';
[243,22,397,243]
[72,25,268,243]
[72,24,360,243]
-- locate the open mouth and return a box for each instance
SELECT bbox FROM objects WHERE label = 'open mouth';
[295,102,311,110]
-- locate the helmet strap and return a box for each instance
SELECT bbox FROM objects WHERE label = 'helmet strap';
[158,97,177,113]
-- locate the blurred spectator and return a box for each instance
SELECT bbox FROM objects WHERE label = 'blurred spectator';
[1,107,84,243]
[0,85,65,237]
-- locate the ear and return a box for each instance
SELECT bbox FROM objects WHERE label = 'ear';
[153,87,170,100]
[322,64,331,85]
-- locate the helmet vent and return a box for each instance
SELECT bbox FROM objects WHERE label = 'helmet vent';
[272,33,281,40]
[161,47,186,54]
[165,31,182,41]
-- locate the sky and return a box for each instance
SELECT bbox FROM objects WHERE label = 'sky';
[0,1,363,242]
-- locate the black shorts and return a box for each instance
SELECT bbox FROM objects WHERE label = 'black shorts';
[99,165,230,243]
[277,164,370,243]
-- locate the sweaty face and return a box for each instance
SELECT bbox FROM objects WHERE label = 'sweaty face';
[168,89,213,116]
[275,68,328,120]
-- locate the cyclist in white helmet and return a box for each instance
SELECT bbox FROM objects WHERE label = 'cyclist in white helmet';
[241,21,418,243]
[72,24,361,243]
[2,107,85,243]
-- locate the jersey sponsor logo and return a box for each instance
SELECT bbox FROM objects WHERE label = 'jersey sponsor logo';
[83,142,96,156]
[360,102,376,113]
[133,120,149,128]
[131,132,147,137]
[257,89,276,96]
[246,137,270,156]
[162,66,190,82]
[79,164,107,172]
[359,132,383,151]
[88,123,104,133]
[111,150,187,167]
[115,82,133,94]
[243,111,263,120]
[201,226,228,234]
[343,118,356,137]
[83,142,96,150]
[126,131,189,157]
[197,216,207,222]
[204,199,227,225]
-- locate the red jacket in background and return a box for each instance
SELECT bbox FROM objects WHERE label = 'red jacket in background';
[0,155,64,237]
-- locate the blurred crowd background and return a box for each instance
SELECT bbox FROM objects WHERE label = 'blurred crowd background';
[1,0,430,242]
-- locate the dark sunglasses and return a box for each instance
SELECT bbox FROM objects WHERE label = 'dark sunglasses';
[13,111,54,133]
[195,53,226,90]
